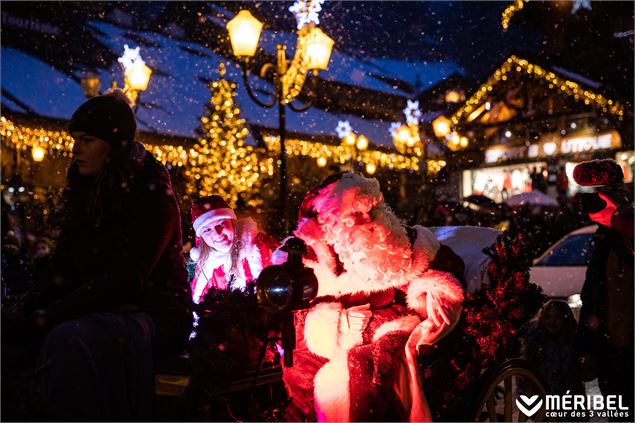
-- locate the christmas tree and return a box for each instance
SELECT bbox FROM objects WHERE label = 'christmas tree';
[189,63,268,208]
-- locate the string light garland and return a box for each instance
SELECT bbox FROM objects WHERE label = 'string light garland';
[450,55,625,126]
[501,0,527,31]
[262,134,446,176]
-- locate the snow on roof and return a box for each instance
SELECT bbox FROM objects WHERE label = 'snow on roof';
[1,15,457,152]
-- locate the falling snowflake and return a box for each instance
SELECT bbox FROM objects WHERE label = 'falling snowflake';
[571,0,591,14]
[389,122,403,137]
[117,44,146,71]
[335,120,353,138]
[289,0,325,30]
[403,100,422,125]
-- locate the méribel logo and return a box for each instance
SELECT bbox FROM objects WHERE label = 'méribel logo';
[516,394,544,417]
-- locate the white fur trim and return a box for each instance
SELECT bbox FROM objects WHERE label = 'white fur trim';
[314,352,350,422]
[193,208,236,236]
[372,315,421,342]
[189,246,200,262]
[304,302,342,359]
[406,269,464,319]
[410,226,441,272]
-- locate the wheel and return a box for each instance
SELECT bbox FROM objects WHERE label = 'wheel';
[470,358,549,422]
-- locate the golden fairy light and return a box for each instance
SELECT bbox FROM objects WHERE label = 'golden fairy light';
[451,55,625,126]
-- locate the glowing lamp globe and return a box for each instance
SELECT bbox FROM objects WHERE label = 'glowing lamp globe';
[81,72,101,98]
[459,136,469,148]
[32,145,45,162]
[343,132,356,146]
[395,125,411,144]
[316,156,327,168]
[356,135,369,151]
[125,62,152,92]
[305,27,334,70]
[227,10,263,58]
[365,162,377,175]
[432,116,452,138]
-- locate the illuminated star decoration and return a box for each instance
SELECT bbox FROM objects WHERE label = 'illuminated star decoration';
[403,100,422,125]
[117,44,146,71]
[571,0,591,14]
[289,0,325,30]
[389,122,403,138]
[335,120,353,138]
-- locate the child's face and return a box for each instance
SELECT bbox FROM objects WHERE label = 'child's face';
[542,307,565,335]
[200,219,235,253]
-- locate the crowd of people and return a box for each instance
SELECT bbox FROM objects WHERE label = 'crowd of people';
[1,90,633,421]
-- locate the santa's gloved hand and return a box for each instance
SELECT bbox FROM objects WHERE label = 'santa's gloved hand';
[345,303,372,332]
[425,289,452,328]
[588,192,617,227]
[340,303,372,349]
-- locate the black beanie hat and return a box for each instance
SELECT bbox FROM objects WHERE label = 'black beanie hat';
[68,90,136,149]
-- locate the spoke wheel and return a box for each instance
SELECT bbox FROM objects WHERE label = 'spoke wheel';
[471,359,549,422]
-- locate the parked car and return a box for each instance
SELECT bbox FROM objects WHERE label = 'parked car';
[529,225,598,312]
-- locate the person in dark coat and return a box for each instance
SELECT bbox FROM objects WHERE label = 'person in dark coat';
[574,160,634,422]
[3,90,192,420]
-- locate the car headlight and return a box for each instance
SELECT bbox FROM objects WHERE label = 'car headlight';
[567,294,582,309]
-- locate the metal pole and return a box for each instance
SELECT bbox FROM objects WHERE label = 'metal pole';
[278,89,288,235]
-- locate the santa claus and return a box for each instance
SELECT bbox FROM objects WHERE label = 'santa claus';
[274,172,466,422]
[189,195,276,303]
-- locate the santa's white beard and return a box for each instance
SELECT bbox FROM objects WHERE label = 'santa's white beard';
[324,204,412,290]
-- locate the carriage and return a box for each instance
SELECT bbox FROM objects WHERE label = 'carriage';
[154,227,549,422]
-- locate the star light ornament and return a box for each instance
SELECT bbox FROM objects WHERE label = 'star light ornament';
[389,122,403,138]
[403,100,422,125]
[335,120,353,138]
[571,0,591,14]
[117,44,144,70]
[289,0,325,30]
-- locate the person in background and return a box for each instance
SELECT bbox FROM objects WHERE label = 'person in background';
[188,195,277,304]
[524,300,585,397]
[574,159,633,422]
[2,90,192,420]
[556,165,569,198]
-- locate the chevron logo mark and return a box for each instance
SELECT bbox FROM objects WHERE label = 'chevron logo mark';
[516,394,543,417]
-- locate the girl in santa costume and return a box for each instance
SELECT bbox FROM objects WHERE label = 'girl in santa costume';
[189,195,277,304]
[274,172,466,422]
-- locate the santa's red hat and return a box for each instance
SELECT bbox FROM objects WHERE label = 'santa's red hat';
[190,195,236,261]
[573,159,624,186]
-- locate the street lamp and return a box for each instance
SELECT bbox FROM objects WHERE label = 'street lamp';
[80,72,102,99]
[79,46,152,110]
[118,45,152,108]
[227,2,334,234]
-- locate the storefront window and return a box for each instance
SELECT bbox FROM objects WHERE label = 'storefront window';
[462,162,547,202]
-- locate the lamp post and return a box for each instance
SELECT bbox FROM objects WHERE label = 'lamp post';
[227,5,334,234]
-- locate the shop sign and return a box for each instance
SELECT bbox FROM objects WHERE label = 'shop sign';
[485,130,622,164]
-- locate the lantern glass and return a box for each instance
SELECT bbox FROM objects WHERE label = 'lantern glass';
[343,132,356,146]
[356,135,369,151]
[81,73,101,98]
[32,145,46,162]
[305,27,334,70]
[125,63,152,91]
[227,10,263,57]
[432,116,451,138]
[395,125,411,144]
